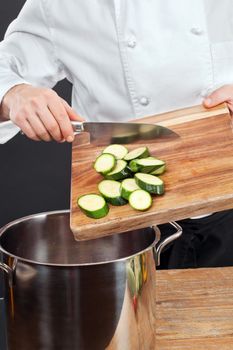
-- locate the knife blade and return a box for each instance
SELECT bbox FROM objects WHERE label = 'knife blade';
[0,120,179,145]
[72,121,179,145]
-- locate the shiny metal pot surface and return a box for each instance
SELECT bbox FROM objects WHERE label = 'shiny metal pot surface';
[0,210,182,350]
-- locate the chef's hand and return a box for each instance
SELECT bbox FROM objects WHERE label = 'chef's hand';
[0,83,84,142]
[203,84,233,114]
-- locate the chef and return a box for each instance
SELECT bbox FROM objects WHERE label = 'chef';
[0,0,233,268]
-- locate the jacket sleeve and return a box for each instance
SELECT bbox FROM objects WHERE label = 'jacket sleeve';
[0,0,66,104]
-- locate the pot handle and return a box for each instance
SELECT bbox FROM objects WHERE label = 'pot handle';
[154,221,182,266]
[0,262,14,287]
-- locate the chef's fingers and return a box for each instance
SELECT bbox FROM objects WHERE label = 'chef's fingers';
[11,107,51,141]
[60,98,85,121]
[37,107,63,142]
[20,120,41,141]
[7,86,82,142]
[203,85,233,111]
[26,113,52,142]
[48,100,75,142]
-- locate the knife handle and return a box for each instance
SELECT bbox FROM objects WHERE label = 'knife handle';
[0,120,85,144]
[71,121,84,134]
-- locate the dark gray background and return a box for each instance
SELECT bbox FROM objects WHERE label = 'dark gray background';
[0,0,73,228]
[0,2,73,347]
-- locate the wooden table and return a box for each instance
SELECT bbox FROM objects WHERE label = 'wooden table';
[156,267,233,349]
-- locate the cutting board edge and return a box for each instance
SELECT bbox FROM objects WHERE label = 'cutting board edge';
[71,195,233,241]
[134,103,229,126]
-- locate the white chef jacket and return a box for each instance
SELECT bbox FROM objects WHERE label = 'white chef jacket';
[0,0,233,122]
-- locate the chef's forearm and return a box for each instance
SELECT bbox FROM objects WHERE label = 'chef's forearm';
[0,0,66,113]
[0,57,30,121]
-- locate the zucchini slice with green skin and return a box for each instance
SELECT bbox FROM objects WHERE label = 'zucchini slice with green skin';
[77,194,109,218]
[129,189,152,211]
[98,180,127,206]
[94,153,116,174]
[128,159,139,173]
[120,178,140,200]
[129,157,165,173]
[135,173,164,195]
[128,159,140,172]
[124,147,150,161]
[150,164,166,175]
[105,160,131,180]
[102,144,128,160]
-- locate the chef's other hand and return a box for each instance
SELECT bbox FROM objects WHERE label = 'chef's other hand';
[0,83,84,142]
[203,84,233,114]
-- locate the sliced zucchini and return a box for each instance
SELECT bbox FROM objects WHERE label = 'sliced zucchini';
[102,144,128,160]
[120,178,140,200]
[105,160,131,180]
[98,180,127,206]
[128,159,140,173]
[135,173,164,195]
[129,157,165,173]
[77,194,109,219]
[94,153,116,174]
[124,147,150,161]
[129,189,152,211]
[150,164,166,175]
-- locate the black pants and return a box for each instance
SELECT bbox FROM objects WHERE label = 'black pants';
[157,209,233,269]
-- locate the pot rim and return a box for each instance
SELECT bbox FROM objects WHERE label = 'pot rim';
[0,209,157,267]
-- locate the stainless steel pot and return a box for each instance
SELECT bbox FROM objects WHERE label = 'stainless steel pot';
[0,210,182,350]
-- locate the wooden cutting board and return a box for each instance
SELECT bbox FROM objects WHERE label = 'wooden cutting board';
[70,103,233,240]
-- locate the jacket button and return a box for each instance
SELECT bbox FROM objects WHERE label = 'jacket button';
[139,97,149,106]
[127,37,137,48]
[190,27,204,35]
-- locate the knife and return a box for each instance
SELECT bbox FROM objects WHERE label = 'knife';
[0,120,178,145]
